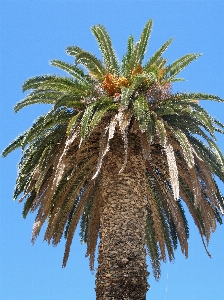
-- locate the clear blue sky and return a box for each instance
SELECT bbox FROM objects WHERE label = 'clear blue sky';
[1,1,224,300]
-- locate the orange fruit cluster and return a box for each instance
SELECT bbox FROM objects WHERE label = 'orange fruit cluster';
[131,65,143,77]
[101,73,129,96]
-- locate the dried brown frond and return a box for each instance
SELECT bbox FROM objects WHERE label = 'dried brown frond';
[29,143,66,244]
[195,156,217,209]
[171,140,202,207]
[145,167,166,260]
[44,154,98,246]
[62,194,87,267]
[117,108,133,173]
[153,167,188,256]
[179,180,212,257]
[164,142,179,200]
[85,179,103,271]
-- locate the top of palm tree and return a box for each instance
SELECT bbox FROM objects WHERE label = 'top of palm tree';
[3,19,224,279]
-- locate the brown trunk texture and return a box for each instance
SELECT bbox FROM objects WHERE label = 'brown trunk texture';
[95,134,150,300]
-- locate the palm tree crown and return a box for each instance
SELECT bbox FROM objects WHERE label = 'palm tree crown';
[3,19,224,280]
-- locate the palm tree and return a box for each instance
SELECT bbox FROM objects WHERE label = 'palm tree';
[3,19,224,299]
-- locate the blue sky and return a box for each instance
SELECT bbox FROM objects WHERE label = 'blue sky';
[1,1,224,300]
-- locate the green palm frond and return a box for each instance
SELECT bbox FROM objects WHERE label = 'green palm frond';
[165,92,224,102]
[89,101,118,132]
[20,108,75,148]
[66,46,106,80]
[213,118,224,134]
[133,95,155,139]
[16,74,93,113]
[161,53,201,83]
[2,133,27,157]
[80,102,98,139]
[14,91,62,112]
[66,112,83,134]
[22,190,37,218]
[136,19,153,65]
[121,35,134,75]
[122,20,152,78]
[144,38,173,72]
[66,45,83,57]
[50,59,88,82]
[188,136,224,180]
[157,94,224,142]
[172,129,195,168]
[132,19,153,67]
[75,51,106,80]
[13,125,66,200]
[54,96,86,110]
[79,97,117,139]
[155,118,167,146]
[91,24,120,76]
[79,192,92,244]
[22,75,83,93]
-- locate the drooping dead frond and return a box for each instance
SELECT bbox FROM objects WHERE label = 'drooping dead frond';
[84,177,103,271]
[117,108,132,173]
[145,168,172,262]
[179,178,212,256]
[195,156,218,209]
[62,193,87,267]
[173,129,195,169]
[53,126,80,188]
[170,136,201,207]
[92,117,117,180]
[164,142,179,200]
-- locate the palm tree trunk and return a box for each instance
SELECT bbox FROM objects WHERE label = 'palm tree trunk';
[95,134,150,299]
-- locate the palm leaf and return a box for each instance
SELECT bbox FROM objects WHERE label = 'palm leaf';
[75,51,106,80]
[20,108,75,147]
[50,59,90,83]
[123,20,153,77]
[133,95,155,140]
[121,35,134,75]
[144,38,173,72]
[189,136,224,181]
[66,112,83,134]
[91,24,120,76]
[172,129,195,168]
[89,102,118,131]
[14,91,62,112]
[22,190,37,218]
[145,206,161,280]
[165,92,224,103]
[162,53,201,82]
[2,133,27,157]
[164,142,179,200]
[134,19,153,65]
[80,102,98,139]
[22,75,77,93]
[66,45,83,57]
[66,46,106,80]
